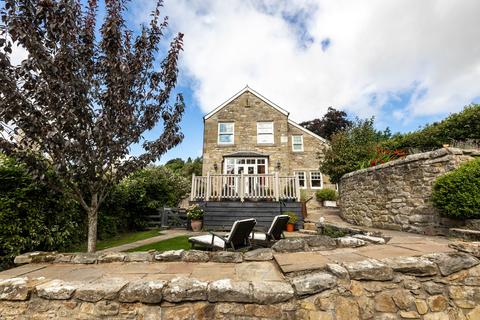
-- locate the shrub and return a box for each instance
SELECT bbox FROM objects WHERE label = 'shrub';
[0,156,82,270]
[320,225,347,238]
[100,166,190,234]
[285,211,299,224]
[316,189,338,202]
[432,159,480,219]
[186,204,204,220]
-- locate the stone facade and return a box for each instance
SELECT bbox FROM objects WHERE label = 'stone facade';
[2,251,480,319]
[339,148,479,235]
[202,87,330,192]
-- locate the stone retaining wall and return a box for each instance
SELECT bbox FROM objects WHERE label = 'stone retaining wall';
[2,250,480,319]
[13,234,375,266]
[339,148,479,235]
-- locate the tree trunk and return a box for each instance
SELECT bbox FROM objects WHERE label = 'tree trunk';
[87,194,99,253]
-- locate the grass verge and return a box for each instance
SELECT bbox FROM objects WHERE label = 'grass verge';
[70,229,163,252]
[126,235,191,252]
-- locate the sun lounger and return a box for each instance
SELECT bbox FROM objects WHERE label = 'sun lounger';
[251,214,289,245]
[188,218,256,251]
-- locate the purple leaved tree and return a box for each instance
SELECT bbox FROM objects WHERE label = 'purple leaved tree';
[0,0,184,252]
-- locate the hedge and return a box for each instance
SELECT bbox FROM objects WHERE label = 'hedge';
[384,104,480,152]
[0,156,83,270]
[432,158,480,219]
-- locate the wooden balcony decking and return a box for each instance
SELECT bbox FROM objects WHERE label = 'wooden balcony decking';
[191,173,301,202]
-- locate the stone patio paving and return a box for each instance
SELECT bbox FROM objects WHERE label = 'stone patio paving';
[0,261,285,284]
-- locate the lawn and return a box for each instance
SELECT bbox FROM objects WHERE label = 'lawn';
[70,229,163,252]
[126,235,191,252]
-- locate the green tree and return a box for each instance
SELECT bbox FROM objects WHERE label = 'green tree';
[300,107,353,140]
[165,158,186,174]
[0,0,184,252]
[320,118,390,182]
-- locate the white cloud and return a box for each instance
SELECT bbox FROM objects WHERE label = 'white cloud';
[144,0,480,126]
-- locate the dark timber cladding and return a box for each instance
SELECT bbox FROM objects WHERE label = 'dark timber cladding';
[192,201,303,231]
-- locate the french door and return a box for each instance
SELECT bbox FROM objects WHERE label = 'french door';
[223,157,268,197]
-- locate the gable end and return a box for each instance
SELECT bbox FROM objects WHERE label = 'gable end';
[204,86,290,120]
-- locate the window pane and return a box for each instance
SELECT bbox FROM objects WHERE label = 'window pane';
[219,134,233,143]
[219,123,233,133]
[257,122,273,133]
[310,171,322,187]
[292,135,303,151]
[295,172,306,187]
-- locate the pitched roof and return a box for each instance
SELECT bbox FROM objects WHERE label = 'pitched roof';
[288,119,328,143]
[204,86,289,120]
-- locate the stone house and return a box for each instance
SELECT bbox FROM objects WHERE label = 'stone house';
[191,86,331,229]
[198,86,332,197]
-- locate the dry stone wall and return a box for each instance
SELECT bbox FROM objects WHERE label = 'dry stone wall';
[2,250,480,319]
[339,148,479,235]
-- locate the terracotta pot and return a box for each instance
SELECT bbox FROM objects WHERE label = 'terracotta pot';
[190,219,203,232]
[286,223,295,232]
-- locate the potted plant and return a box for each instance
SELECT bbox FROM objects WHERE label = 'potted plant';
[285,211,298,232]
[187,204,204,232]
[315,189,338,207]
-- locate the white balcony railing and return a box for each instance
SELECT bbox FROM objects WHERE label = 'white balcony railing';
[190,173,301,202]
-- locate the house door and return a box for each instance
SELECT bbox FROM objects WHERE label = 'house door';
[236,165,255,195]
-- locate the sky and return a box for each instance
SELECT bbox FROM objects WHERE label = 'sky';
[9,0,480,163]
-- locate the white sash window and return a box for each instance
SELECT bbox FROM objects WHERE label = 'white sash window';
[218,122,234,145]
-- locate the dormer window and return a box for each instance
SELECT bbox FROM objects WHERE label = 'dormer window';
[218,122,234,145]
[257,122,274,144]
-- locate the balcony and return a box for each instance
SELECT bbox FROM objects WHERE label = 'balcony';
[191,173,301,202]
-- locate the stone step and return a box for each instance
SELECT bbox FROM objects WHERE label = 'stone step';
[449,228,480,241]
[303,222,318,231]
[298,229,318,235]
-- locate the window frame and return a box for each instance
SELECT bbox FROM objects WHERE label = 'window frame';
[292,135,304,152]
[294,171,307,189]
[310,171,323,189]
[218,122,235,145]
[256,121,274,144]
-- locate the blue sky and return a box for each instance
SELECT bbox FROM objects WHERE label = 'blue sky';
[30,0,480,164]
[135,0,480,164]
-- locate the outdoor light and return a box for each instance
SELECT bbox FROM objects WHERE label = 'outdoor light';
[213,163,218,171]
[276,161,281,170]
